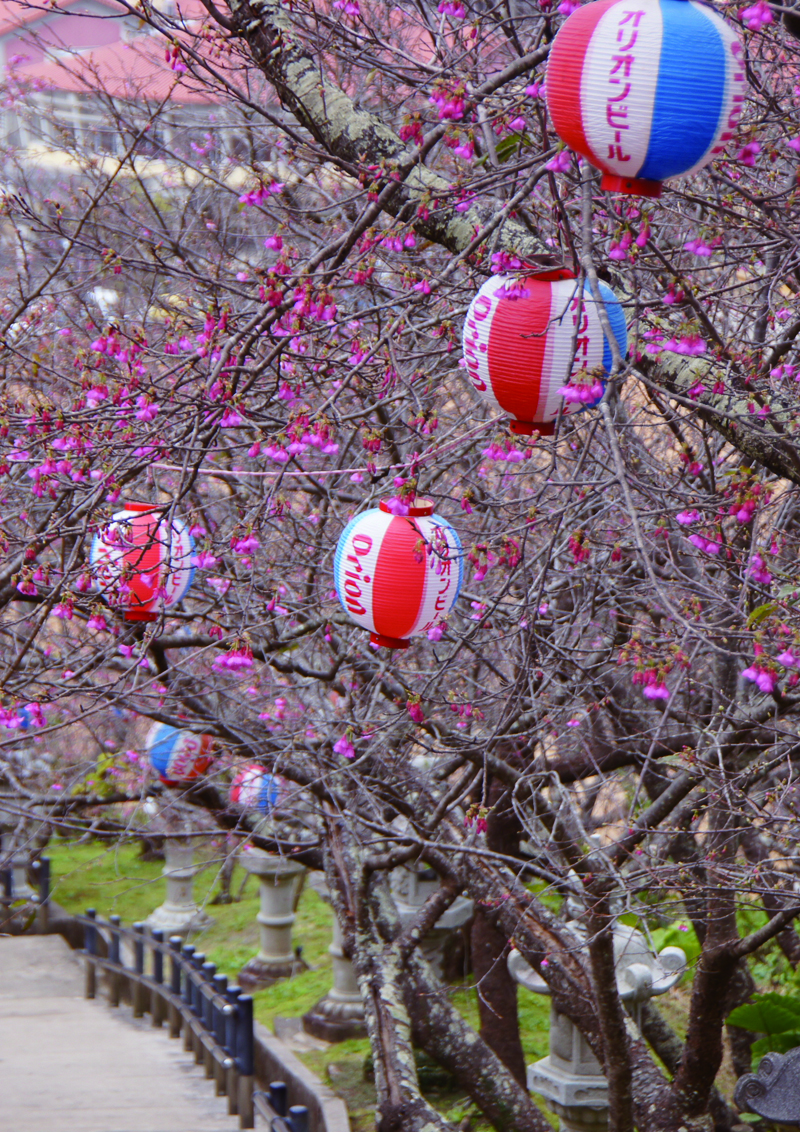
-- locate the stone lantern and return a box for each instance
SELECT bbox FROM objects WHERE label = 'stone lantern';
[145,836,214,936]
[390,863,473,981]
[302,873,367,1042]
[237,849,307,991]
[508,923,686,1132]
[0,810,35,901]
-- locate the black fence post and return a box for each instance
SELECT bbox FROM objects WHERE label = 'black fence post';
[132,922,146,1018]
[213,974,228,1047]
[225,986,242,1117]
[191,952,205,1017]
[151,928,164,1027]
[202,961,216,1032]
[181,944,195,1052]
[237,994,255,1130]
[269,1082,287,1117]
[84,909,97,999]
[108,914,121,1007]
[168,936,182,1039]
[213,973,229,1097]
[33,857,50,932]
[288,1107,309,1132]
[201,961,216,1079]
[1,867,12,902]
[191,952,206,1063]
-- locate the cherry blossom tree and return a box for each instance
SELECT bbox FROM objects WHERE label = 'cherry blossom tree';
[4,0,800,1129]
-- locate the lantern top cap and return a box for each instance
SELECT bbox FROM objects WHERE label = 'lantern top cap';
[122,501,159,513]
[380,499,435,517]
[523,267,576,282]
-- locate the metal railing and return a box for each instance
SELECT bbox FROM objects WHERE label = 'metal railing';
[2,864,321,1130]
[254,1082,311,1132]
[76,908,316,1130]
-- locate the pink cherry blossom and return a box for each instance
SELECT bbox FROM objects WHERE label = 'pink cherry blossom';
[740,0,773,30]
[333,735,356,758]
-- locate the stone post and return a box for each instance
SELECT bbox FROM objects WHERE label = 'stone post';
[508,924,686,1132]
[302,873,367,1042]
[390,863,473,980]
[0,813,35,900]
[145,837,214,936]
[237,850,307,990]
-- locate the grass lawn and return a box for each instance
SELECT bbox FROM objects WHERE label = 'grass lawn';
[45,836,554,1131]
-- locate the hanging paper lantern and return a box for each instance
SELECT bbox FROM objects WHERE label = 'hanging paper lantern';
[230,764,285,813]
[462,272,627,435]
[334,500,463,649]
[146,723,214,786]
[546,0,746,197]
[90,502,194,622]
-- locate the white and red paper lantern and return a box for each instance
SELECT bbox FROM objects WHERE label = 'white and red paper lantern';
[334,500,463,649]
[90,502,194,622]
[546,0,746,197]
[462,272,627,434]
[146,723,214,786]
[230,764,284,813]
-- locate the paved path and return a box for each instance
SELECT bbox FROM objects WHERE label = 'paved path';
[0,935,242,1131]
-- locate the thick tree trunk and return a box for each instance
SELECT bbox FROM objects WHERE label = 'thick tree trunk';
[471,912,527,1085]
[472,779,527,1085]
[586,887,634,1132]
[404,950,552,1132]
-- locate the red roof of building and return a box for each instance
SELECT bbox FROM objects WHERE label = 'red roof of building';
[0,0,127,42]
[15,33,216,103]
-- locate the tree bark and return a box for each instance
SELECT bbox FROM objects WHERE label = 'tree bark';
[471,780,527,1085]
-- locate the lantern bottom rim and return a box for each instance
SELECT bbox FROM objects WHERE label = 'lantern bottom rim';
[370,632,411,649]
[509,418,556,437]
[124,611,159,622]
[601,173,662,199]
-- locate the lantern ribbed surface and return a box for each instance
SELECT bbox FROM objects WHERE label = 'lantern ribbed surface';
[90,502,194,621]
[230,764,283,812]
[334,500,463,648]
[146,723,214,786]
[463,274,627,433]
[546,0,745,196]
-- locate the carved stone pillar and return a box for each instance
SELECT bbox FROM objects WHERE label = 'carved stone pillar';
[238,850,307,990]
[508,924,686,1132]
[302,873,367,1042]
[0,814,34,900]
[145,838,214,936]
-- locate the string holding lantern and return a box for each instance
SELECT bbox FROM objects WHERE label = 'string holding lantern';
[462,271,628,435]
[334,500,463,649]
[90,502,194,622]
[545,0,746,197]
[230,764,285,813]
[146,722,214,786]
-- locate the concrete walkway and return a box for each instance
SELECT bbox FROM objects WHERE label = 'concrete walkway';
[0,935,242,1131]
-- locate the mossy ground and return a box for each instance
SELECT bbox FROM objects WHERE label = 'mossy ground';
[45,838,555,1130]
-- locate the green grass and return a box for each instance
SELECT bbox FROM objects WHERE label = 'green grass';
[45,836,335,988]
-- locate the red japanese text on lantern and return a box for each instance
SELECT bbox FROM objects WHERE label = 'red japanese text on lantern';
[606,9,645,164]
[568,297,591,378]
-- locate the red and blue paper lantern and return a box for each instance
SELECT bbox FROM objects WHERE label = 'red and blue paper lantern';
[90,502,194,621]
[230,764,284,813]
[546,0,746,196]
[146,723,214,786]
[334,500,463,649]
[462,272,627,434]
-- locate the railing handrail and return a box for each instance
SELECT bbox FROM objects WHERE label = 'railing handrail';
[77,907,312,1131]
